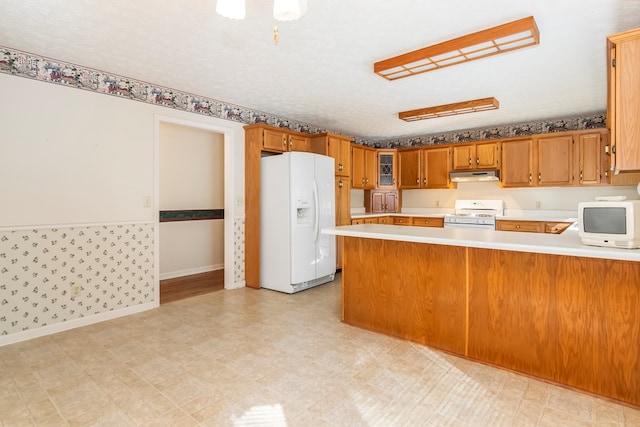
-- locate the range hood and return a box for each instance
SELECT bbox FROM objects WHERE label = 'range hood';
[449,170,500,182]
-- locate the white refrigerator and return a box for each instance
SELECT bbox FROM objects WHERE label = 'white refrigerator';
[260,152,336,293]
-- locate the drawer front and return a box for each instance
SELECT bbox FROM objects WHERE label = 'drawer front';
[496,220,542,233]
[378,216,392,224]
[351,218,364,225]
[544,222,572,234]
[412,217,444,228]
[364,218,379,224]
[393,216,413,226]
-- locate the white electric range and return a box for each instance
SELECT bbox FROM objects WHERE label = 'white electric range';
[443,199,504,230]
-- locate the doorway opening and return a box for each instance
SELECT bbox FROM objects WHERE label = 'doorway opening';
[154,115,236,305]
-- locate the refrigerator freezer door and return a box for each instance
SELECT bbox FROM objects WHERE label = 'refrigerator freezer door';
[313,154,336,279]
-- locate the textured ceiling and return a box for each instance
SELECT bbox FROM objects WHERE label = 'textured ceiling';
[1,0,639,141]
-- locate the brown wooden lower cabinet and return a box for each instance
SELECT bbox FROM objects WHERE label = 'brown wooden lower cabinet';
[341,236,640,407]
[342,237,466,355]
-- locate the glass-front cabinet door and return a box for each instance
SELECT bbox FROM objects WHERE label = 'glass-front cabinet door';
[377,150,397,188]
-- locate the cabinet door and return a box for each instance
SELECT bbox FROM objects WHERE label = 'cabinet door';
[377,151,397,188]
[537,135,573,186]
[398,149,422,189]
[476,142,500,169]
[610,31,640,171]
[501,139,535,187]
[385,192,398,213]
[289,134,310,152]
[371,191,385,213]
[351,146,365,189]
[364,148,376,189]
[423,147,451,189]
[328,136,351,177]
[578,133,602,185]
[452,145,474,170]
[263,128,287,152]
[335,177,351,225]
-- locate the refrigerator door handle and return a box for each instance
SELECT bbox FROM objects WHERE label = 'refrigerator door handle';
[313,179,320,242]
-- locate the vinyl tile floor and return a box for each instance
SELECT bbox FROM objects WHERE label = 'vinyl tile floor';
[1,273,639,426]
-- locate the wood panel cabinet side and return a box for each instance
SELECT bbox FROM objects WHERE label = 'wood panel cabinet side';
[244,126,264,288]
[468,248,640,407]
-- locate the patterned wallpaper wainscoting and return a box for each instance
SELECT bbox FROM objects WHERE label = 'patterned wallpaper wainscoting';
[0,223,154,337]
[233,216,245,287]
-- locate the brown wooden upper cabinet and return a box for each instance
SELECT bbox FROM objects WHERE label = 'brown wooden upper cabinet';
[501,131,609,188]
[310,133,352,177]
[376,150,397,188]
[398,147,451,189]
[537,135,574,186]
[262,127,310,152]
[501,138,536,187]
[452,141,500,170]
[607,28,640,172]
[352,145,376,189]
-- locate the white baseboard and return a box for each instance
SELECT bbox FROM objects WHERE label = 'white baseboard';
[159,264,224,281]
[0,301,157,347]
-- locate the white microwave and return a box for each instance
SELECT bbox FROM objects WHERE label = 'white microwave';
[578,200,640,249]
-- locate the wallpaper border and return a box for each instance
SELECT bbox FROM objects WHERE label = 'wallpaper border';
[1,45,605,147]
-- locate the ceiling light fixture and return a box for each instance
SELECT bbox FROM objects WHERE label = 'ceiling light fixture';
[375,16,539,81]
[216,0,307,44]
[216,0,308,21]
[399,97,500,121]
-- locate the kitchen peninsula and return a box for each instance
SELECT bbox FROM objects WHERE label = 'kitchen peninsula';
[323,224,640,407]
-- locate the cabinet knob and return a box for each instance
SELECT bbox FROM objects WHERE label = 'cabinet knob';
[476,158,480,165]
[468,158,472,165]
[423,178,426,184]
[416,178,420,184]
[338,180,343,188]
[338,164,343,171]
[538,173,541,182]
[529,174,532,182]
[516,225,521,229]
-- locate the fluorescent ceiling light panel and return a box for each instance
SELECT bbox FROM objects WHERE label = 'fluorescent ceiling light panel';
[374,16,539,81]
[399,97,500,122]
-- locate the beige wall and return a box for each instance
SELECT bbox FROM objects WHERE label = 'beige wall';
[159,123,225,279]
[0,72,245,345]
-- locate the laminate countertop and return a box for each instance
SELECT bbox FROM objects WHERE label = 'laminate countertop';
[323,223,640,262]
